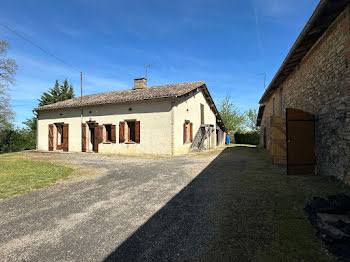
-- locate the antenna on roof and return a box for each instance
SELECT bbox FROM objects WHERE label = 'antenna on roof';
[80,72,83,102]
[145,64,152,80]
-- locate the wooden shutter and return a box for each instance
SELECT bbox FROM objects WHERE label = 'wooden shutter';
[82,123,87,152]
[135,121,140,143]
[111,125,116,143]
[94,124,99,153]
[190,123,193,142]
[63,124,69,152]
[183,123,187,144]
[200,104,204,124]
[48,124,54,151]
[98,125,103,143]
[119,122,125,143]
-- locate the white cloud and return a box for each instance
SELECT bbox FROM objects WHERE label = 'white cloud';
[251,0,296,18]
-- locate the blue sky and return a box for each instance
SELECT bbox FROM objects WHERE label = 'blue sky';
[0,0,319,126]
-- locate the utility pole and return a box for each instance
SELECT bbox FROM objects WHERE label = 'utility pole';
[257,72,266,90]
[145,64,152,79]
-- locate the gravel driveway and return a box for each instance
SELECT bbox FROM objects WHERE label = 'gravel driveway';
[0,148,236,262]
[2,147,344,261]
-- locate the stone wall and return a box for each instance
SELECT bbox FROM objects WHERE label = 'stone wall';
[260,7,350,183]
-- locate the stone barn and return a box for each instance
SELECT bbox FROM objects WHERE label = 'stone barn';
[256,0,350,182]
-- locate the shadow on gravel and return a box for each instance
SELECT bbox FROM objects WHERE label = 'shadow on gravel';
[103,148,240,261]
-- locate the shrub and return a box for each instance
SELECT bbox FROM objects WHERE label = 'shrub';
[234,131,260,145]
[0,122,36,154]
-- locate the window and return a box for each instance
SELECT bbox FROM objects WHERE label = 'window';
[183,120,193,144]
[279,88,283,115]
[121,120,140,143]
[272,97,275,116]
[200,104,204,124]
[127,121,135,142]
[56,123,63,148]
[104,124,112,142]
[103,124,116,143]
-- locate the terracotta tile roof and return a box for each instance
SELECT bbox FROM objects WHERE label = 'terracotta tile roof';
[34,81,205,111]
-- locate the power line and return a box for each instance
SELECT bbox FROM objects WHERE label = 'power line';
[0,23,80,73]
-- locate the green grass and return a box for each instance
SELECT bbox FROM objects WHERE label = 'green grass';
[0,153,73,199]
[202,147,350,261]
[228,143,257,148]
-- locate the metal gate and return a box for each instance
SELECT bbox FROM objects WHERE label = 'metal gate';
[286,108,315,175]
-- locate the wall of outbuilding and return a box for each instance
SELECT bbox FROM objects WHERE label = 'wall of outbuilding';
[260,7,350,182]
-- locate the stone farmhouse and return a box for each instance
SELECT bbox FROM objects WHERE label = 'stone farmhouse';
[257,0,350,181]
[34,78,227,155]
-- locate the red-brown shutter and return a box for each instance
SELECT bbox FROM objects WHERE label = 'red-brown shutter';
[98,125,104,143]
[183,123,187,144]
[135,121,140,143]
[119,122,125,143]
[190,123,193,142]
[63,124,69,152]
[48,124,54,151]
[82,123,87,152]
[94,124,99,153]
[111,125,116,143]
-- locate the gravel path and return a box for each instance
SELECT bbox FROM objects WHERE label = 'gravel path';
[2,147,341,261]
[0,148,236,261]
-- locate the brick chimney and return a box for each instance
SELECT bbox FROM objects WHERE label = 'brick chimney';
[133,78,147,89]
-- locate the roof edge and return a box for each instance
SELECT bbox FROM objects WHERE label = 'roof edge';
[259,0,347,104]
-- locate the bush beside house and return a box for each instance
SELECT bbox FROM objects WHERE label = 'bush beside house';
[234,131,260,145]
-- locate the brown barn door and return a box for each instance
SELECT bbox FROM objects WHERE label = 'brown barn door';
[286,108,315,175]
[62,124,69,152]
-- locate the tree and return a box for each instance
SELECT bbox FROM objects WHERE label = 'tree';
[0,40,18,130]
[218,94,245,135]
[38,79,75,106]
[244,108,259,131]
[23,117,37,133]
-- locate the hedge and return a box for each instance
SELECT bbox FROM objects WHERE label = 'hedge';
[234,131,260,145]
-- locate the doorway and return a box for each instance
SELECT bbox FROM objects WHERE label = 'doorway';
[286,108,315,175]
[89,124,95,152]
[56,123,64,150]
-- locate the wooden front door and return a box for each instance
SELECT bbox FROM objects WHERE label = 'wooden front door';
[62,124,69,152]
[286,108,315,175]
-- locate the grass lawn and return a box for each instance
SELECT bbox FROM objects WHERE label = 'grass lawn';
[229,143,257,148]
[202,147,350,261]
[0,153,73,199]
